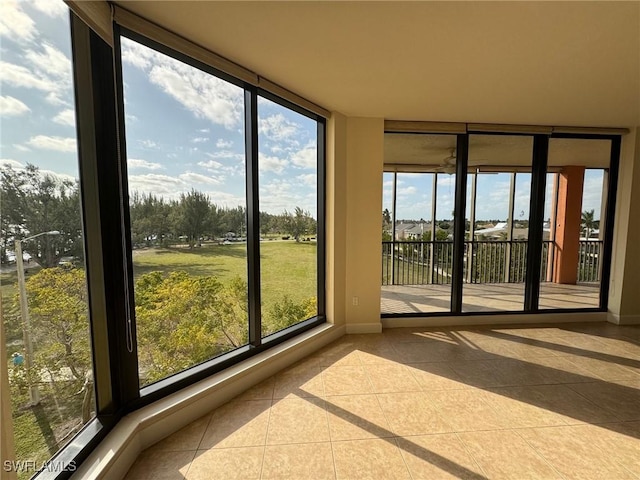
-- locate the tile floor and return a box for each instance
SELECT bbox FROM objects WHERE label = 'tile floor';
[381,283,600,314]
[124,322,640,479]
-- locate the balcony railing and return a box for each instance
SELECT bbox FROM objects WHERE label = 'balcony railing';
[382,239,603,286]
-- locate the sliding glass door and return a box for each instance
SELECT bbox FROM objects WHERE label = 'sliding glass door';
[381,134,457,314]
[462,135,533,313]
[539,138,613,310]
[382,131,620,317]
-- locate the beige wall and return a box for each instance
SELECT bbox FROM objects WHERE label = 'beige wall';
[335,117,384,333]
[325,113,347,327]
[609,127,640,323]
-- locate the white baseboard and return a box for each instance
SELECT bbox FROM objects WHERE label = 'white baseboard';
[72,323,345,480]
[345,322,383,334]
[608,313,640,325]
[382,311,607,329]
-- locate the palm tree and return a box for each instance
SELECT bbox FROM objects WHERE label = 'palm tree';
[581,209,596,239]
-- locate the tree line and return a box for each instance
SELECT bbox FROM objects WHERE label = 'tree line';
[1,164,317,266]
[129,191,317,249]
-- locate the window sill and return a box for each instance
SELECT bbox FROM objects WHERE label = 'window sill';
[71,322,343,479]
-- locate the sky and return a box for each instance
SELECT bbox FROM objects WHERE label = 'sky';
[1,0,605,224]
[384,168,605,223]
[0,0,318,219]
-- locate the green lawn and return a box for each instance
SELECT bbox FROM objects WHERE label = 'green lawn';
[132,240,317,307]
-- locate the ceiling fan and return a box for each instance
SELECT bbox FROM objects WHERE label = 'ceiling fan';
[433,148,456,173]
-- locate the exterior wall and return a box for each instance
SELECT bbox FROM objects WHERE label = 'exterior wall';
[553,166,585,284]
[609,127,640,324]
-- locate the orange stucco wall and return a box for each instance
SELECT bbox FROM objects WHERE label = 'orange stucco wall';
[553,166,585,284]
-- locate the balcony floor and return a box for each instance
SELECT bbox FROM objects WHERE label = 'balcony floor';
[125,322,640,480]
[382,282,600,315]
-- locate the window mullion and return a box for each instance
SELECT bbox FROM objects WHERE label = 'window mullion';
[245,88,262,346]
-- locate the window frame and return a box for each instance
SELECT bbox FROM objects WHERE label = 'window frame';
[33,13,326,479]
[113,27,327,404]
[381,131,621,319]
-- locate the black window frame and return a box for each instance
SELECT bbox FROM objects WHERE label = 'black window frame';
[381,131,621,319]
[32,13,326,479]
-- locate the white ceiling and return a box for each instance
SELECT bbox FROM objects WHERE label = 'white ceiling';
[115,1,640,127]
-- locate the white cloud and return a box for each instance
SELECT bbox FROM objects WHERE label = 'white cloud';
[53,108,75,126]
[14,145,30,152]
[259,113,298,142]
[297,173,317,187]
[179,172,222,185]
[0,158,24,169]
[436,175,455,187]
[199,128,210,133]
[258,179,317,215]
[0,95,30,116]
[204,190,245,208]
[128,174,186,195]
[0,0,35,42]
[290,146,316,169]
[128,158,163,171]
[26,135,76,152]
[205,150,244,161]
[198,159,224,170]
[31,0,68,18]
[260,154,288,174]
[192,136,209,144]
[121,38,244,129]
[397,186,417,196]
[140,139,158,148]
[0,43,72,106]
[126,113,138,122]
[216,139,233,148]
[0,60,55,91]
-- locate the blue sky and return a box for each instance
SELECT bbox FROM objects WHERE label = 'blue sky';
[1,1,318,218]
[384,169,605,222]
[1,0,604,224]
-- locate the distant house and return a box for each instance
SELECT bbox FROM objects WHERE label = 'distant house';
[394,222,431,240]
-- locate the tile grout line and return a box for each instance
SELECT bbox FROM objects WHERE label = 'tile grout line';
[258,392,274,480]
[452,431,490,479]
[512,427,570,480]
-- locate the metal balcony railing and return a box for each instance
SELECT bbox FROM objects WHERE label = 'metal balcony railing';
[382,239,603,286]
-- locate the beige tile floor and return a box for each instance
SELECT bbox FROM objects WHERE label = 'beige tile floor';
[381,282,600,314]
[124,322,640,480]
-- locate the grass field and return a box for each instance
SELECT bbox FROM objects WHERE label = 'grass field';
[132,240,318,307]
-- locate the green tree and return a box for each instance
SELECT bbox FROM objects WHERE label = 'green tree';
[264,295,317,334]
[25,267,91,382]
[134,271,248,383]
[581,209,596,238]
[176,190,211,248]
[1,164,82,267]
[283,206,315,241]
[129,192,172,247]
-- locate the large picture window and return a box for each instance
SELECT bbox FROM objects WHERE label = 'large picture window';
[116,33,325,388]
[381,132,619,317]
[0,2,95,474]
